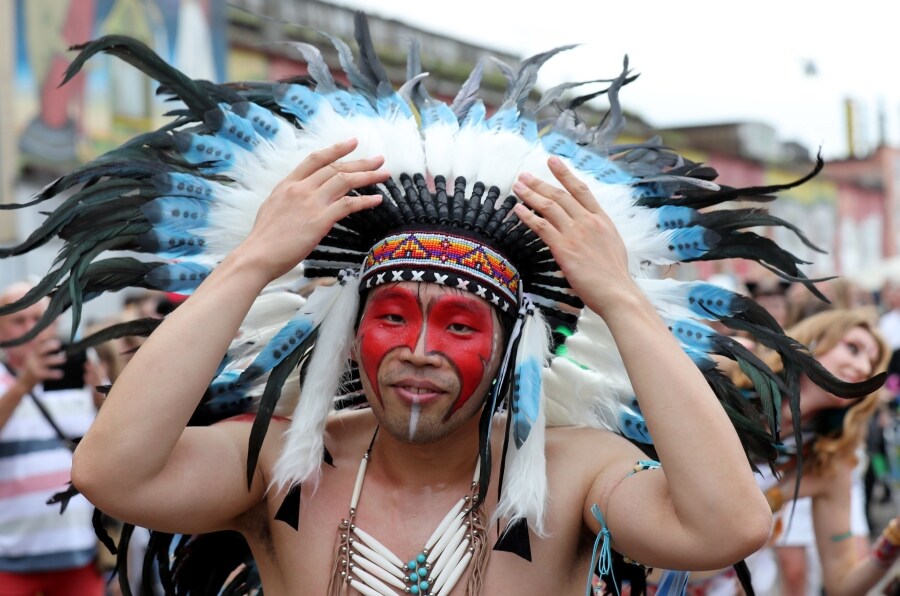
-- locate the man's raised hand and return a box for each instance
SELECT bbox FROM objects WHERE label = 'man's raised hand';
[242,139,388,281]
[512,157,635,315]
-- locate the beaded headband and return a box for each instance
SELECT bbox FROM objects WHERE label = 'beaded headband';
[359,231,521,314]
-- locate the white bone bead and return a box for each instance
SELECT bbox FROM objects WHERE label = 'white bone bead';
[351,554,407,590]
[432,539,469,594]
[352,565,399,595]
[351,542,405,579]
[349,578,389,596]
[435,551,473,596]
[352,526,405,568]
[426,513,464,564]
[425,498,466,551]
[430,525,466,580]
[350,457,368,510]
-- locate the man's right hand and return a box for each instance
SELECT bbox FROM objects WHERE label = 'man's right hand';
[240,139,389,282]
[19,338,65,390]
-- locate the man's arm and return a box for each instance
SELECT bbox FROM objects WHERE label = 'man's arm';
[72,141,388,534]
[0,339,65,431]
[513,158,771,570]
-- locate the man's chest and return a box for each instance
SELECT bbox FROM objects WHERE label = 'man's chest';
[252,484,590,595]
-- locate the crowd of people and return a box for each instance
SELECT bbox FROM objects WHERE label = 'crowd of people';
[5,261,900,596]
[0,288,176,595]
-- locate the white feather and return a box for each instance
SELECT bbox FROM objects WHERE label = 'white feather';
[422,120,458,179]
[474,129,536,193]
[494,307,550,537]
[272,274,360,492]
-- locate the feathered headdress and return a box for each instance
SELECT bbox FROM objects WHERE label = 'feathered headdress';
[0,12,884,594]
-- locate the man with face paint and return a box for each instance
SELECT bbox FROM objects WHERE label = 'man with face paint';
[356,284,502,443]
[72,142,775,595]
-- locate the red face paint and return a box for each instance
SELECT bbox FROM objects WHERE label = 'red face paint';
[357,285,495,417]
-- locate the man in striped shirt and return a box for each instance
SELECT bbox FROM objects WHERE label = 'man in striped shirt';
[0,282,103,595]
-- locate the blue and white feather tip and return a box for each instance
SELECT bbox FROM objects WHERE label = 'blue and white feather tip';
[512,298,543,448]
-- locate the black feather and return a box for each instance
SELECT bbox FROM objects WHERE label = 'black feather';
[65,36,217,116]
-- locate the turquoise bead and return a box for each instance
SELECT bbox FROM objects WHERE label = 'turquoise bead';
[419,580,430,591]
[409,574,418,582]
[418,567,428,578]
[416,553,427,564]
[411,586,420,595]
[408,560,417,570]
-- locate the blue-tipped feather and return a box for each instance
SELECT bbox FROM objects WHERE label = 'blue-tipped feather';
[151,172,215,199]
[140,197,211,228]
[655,205,699,230]
[619,403,652,444]
[664,226,718,260]
[136,229,208,258]
[204,105,261,151]
[461,101,487,127]
[144,262,211,293]
[193,370,256,425]
[231,101,282,140]
[512,357,542,448]
[419,99,456,128]
[570,147,634,184]
[541,130,579,158]
[172,132,245,172]
[273,84,325,123]
[666,317,717,352]
[238,317,315,385]
[686,283,738,319]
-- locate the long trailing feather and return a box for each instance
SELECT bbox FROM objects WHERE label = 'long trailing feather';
[64,36,217,116]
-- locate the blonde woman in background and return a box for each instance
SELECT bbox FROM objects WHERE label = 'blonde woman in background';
[748,309,892,596]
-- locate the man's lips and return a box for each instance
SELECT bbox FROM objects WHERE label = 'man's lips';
[389,378,447,405]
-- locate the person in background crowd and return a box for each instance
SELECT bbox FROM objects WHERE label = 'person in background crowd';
[749,309,891,596]
[746,276,791,329]
[0,282,104,595]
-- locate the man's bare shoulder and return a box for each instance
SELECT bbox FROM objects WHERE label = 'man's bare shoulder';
[545,424,650,486]
[324,408,379,462]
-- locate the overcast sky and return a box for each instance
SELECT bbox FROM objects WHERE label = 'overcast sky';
[337,0,900,160]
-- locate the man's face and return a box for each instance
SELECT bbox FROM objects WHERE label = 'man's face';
[0,292,54,368]
[355,282,504,444]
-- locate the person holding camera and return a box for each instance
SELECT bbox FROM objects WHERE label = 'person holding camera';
[0,281,104,595]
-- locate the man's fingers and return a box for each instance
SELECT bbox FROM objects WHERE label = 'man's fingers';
[546,156,604,214]
[303,154,386,189]
[515,171,585,222]
[38,339,61,356]
[330,194,384,219]
[284,139,359,182]
[513,179,572,231]
[318,168,390,203]
[512,203,560,246]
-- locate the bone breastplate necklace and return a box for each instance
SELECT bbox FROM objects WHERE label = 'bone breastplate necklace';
[329,429,487,596]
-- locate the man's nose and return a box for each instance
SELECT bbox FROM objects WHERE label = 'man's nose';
[400,330,441,367]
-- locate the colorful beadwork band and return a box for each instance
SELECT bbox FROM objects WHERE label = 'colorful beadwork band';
[360,231,520,314]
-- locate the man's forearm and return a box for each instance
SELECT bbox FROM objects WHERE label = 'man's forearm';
[73,249,271,486]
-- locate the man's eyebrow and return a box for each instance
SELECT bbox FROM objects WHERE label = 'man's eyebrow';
[369,287,417,302]
[432,294,491,315]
